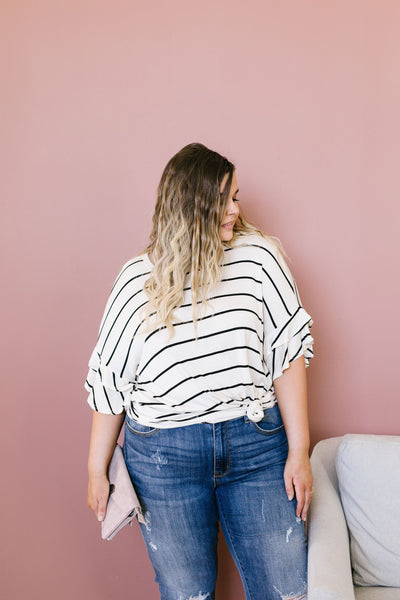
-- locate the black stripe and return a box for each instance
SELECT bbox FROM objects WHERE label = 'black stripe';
[167,381,271,408]
[139,345,261,384]
[289,345,303,362]
[112,372,118,390]
[262,267,291,316]
[271,306,302,347]
[128,401,139,419]
[97,367,116,414]
[271,323,313,372]
[99,285,144,339]
[153,399,238,421]
[151,389,273,421]
[222,258,262,269]
[132,300,151,338]
[215,275,261,285]
[248,243,295,294]
[120,335,135,377]
[272,348,276,378]
[301,332,313,343]
[291,320,312,340]
[110,257,146,293]
[91,388,98,411]
[155,404,229,422]
[141,293,263,339]
[281,347,288,370]
[140,292,262,342]
[262,298,277,329]
[103,300,148,364]
[182,275,261,293]
[138,326,264,376]
[142,383,269,408]
[101,385,116,415]
[143,304,263,344]
[151,363,270,398]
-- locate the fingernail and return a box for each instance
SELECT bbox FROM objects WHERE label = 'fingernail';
[287,494,293,501]
[98,514,104,522]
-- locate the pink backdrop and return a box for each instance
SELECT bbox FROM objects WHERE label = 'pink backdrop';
[1,1,399,599]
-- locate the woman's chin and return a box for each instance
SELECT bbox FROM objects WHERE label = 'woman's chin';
[219,228,234,241]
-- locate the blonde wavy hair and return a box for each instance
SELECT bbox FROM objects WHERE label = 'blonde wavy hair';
[140,143,282,338]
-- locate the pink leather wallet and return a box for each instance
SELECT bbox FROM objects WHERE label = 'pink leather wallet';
[101,444,146,540]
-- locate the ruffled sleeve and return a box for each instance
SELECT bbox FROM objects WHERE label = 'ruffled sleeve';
[84,347,135,415]
[261,243,314,383]
[84,258,145,415]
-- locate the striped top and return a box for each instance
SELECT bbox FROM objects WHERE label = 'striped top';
[85,233,314,428]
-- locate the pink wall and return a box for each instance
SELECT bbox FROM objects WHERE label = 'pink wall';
[1,1,399,598]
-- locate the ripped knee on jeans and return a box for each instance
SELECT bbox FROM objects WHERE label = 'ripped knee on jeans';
[177,592,212,600]
[273,585,307,600]
[276,595,307,600]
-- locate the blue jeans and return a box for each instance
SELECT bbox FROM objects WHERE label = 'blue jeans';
[123,404,307,600]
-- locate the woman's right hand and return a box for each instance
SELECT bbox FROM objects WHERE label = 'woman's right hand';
[88,473,110,522]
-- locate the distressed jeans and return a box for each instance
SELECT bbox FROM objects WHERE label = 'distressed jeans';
[123,403,308,600]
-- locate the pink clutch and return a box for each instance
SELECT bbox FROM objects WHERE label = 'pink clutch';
[101,444,146,541]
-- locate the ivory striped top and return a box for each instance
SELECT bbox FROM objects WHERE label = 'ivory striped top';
[85,233,314,428]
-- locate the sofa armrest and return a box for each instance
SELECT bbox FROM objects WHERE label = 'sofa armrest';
[307,437,355,600]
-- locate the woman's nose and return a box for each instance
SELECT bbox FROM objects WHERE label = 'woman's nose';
[226,199,239,215]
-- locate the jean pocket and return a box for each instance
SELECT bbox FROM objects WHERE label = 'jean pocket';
[251,403,285,436]
[125,415,160,437]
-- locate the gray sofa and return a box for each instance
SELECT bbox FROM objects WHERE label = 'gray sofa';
[307,435,400,600]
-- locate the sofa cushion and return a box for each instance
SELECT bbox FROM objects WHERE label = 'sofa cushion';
[355,586,400,599]
[336,434,400,587]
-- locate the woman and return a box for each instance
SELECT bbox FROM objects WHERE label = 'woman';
[86,143,314,600]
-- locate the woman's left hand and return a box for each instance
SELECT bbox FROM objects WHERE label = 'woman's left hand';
[284,450,313,521]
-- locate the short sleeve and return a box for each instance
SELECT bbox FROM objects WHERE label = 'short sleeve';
[84,259,143,415]
[84,347,133,415]
[261,244,314,383]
